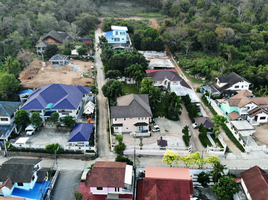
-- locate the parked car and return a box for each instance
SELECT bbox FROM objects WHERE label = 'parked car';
[152,125,160,132]
[192,122,198,129]
[25,124,37,135]
[80,169,90,182]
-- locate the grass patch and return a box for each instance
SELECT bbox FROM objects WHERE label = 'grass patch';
[152,97,168,117]
[198,134,212,147]
[122,83,139,94]
[181,68,204,84]
[137,13,167,18]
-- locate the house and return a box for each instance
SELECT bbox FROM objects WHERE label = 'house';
[78,161,133,200]
[240,166,268,200]
[18,90,33,103]
[110,94,152,135]
[20,83,92,121]
[201,72,252,98]
[193,117,214,130]
[68,123,94,148]
[49,54,68,66]
[105,26,128,44]
[35,30,72,55]
[0,101,22,144]
[137,166,194,200]
[216,90,268,125]
[0,158,50,200]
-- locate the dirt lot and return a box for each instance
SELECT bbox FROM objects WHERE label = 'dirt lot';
[19,58,95,89]
[253,124,268,146]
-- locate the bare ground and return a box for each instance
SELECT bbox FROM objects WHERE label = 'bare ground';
[253,124,268,146]
[19,58,95,88]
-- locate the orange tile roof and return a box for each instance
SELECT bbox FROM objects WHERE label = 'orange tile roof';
[145,166,191,180]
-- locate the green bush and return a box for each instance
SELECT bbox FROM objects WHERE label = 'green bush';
[196,87,201,93]
[45,143,64,154]
[182,135,190,147]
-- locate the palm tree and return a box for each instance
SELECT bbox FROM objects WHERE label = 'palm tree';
[168,92,183,118]
[125,64,144,85]
[211,161,227,183]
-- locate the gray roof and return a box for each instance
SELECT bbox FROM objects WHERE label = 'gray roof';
[111,94,152,118]
[49,54,68,61]
[0,158,42,183]
[147,70,183,82]
[35,41,48,48]
[0,101,21,117]
[194,117,214,129]
[42,30,71,43]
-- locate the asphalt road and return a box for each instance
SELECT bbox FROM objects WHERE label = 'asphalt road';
[50,170,82,200]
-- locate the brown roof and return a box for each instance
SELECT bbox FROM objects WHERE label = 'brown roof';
[85,161,126,188]
[248,107,268,118]
[241,166,268,200]
[0,177,14,190]
[228,111,245,120]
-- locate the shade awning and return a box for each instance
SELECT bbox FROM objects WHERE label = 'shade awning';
[157,139,167,147]
[112,123,123,127]
[134,122,148,126]
[15,137,29,144]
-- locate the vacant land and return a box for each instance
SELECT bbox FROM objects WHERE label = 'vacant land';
[19,58,95,88]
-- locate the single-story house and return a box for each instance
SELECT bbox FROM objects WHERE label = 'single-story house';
[111,94,152,135]
[21,83,92,121]
[49,54,68,66]
[193,117,214,130]
[68,123,94,147]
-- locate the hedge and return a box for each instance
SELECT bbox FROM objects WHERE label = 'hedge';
[198,134,212,148]
[182,135,190,147]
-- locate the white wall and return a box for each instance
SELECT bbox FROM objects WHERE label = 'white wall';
[113,117,150,133]
[227,81,251,91]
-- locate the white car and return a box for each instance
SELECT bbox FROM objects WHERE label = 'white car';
[152,125,160,132]
[192,122,198,129]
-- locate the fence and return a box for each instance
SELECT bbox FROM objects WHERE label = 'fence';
[124,146,192,156]
[46,169,60,200]
[206,135,227,156]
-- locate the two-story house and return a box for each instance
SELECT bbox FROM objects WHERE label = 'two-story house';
[21,83,92,122]
[80,161,133,200]
[137,166,194,200]
[216,90,268,125]
[202,72,252,98]
[0,158,50,200]
[0,101,22,144]
[35,30,72,55]
[105,26,129,44]
[111,94,152,135]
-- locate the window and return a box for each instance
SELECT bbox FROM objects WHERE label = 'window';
[260,117,266,120]
[0,118,8,121]
[242,85,244,88]
[122,38,124,40]
[114,38,120,41]
[173,81,177,83]
[115,31,118,35]
[111,38,114,40]
[124,118,127,121]
[126,127,128,129]
[145,117,147,120]
[115,127,118,130]
[235,85,239,88]
[97,187,103,190]
[114,118,117,121]
[115,187,120,192]
[18,183,24,186]
[138,118,140,120]
[120,32,125,35]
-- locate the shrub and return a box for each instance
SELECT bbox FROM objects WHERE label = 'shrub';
[222,124,244,152]
[197,171,210,187]
[45,143,64,154]
[196,87,201,93]
[115,155,133,165]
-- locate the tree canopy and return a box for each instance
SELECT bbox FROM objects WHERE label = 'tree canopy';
[15,109,30,129]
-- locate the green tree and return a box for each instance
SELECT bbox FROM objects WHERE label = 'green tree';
[0,73,21,100]
[182,125,191,147]
[44,44,58,60]
[37,13,59,33]
[5,56,21,77]
[141,37,153,50]
[212,115,227,138]
[154,37,165,51]
[45,143,64,154]
[167,92,183,120]
[115,155,133,165]
[197,171,210,187]
[30,112,43,128]
[162,149,180,167]
[198,30,216,52]
[211,161,227,183]
[114,135,126,156]
[15,110,30,129]
[212,175,239,200]
[77,46,87,56]
[125,64,144,81]
[102,79,123,103]
[105,70,122,79]
[140,77,161,108]
[63,116,76,129]
[47,112,59,126]
[91,86,98,95]
[132,33,142,50]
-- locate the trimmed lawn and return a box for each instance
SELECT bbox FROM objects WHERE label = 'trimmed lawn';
[122,83,139,94]
[153,96,168,117]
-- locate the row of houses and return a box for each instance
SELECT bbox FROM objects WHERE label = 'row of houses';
[76,161,268,200]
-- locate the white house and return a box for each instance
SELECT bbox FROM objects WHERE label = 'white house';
[105,26,128,44]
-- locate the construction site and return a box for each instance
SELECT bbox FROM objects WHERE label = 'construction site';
[19,58,95,89]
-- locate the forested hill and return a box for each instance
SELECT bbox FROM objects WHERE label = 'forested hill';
[161,0,268,94]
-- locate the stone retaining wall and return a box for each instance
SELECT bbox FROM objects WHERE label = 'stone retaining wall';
[7,151,96,160]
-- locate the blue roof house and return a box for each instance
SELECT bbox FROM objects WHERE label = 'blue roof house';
[0,158,50,200]
[68,123,94,152]
[21,84,92,121]
[0,101,22,142]
[105,26,129,44]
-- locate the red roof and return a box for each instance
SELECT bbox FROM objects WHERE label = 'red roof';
[241,166,268,200]
[137,167,193,200]
[78,182,133,200]
[85,161,126,188]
